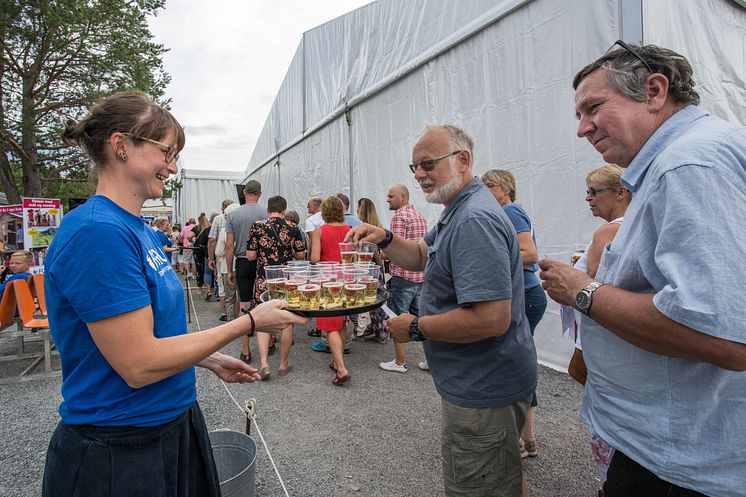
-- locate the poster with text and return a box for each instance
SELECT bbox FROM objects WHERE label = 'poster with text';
[22,198,63,274]
[0,204,23,255]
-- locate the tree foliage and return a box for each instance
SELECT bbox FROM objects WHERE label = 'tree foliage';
[0,0,170,206]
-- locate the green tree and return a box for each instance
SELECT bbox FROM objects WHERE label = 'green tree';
[0,0,170,206]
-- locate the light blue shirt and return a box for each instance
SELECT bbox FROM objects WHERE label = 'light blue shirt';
[581,105,746,496]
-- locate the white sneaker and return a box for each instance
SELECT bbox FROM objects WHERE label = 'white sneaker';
[418,361,430,371]
[379,359,408,373]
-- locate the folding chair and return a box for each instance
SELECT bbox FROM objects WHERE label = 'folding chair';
[31,273,47,315]
[9,280,53,374]
[0,281,18,330]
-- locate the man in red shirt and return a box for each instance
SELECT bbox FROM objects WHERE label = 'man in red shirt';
[379,184,428,373]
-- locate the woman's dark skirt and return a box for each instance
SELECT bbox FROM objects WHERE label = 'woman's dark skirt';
[42,402,221,497]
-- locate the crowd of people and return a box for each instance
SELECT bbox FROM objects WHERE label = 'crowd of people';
[39,41,745,497]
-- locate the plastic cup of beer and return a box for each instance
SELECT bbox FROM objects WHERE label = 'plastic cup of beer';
[342,267,367,284]
[310,273,332,307]
[264,266,286,300]
[321,281,344,309]
[344,283,366,308]
[356,241,377,264]
[297,283,321,310]
[339,242,357,264]
[282,268,304,308]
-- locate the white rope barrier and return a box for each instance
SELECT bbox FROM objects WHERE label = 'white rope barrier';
[184,275,291,497]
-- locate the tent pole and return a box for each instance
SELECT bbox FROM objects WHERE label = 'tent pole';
[620,0,644,44]
[345,104,354,212]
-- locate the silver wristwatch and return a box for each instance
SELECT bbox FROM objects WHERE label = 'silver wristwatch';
[575,281,603,315]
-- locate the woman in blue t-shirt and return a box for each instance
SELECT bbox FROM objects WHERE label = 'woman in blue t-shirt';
[481,168,547,460]
[42,91,308,497]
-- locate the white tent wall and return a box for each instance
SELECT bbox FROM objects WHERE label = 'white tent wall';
[644,0,746,126]
[242,0,745,370]
[348,0,620,371]
[174,168,243,224]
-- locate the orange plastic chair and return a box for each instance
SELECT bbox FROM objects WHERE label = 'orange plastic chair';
[10,279,53,373]
[12,279,49,330]
[0,281,18,330]
[31,273,47,315]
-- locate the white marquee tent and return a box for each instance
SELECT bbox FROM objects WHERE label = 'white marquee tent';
[174,168,244,222]
[188,0,746,370]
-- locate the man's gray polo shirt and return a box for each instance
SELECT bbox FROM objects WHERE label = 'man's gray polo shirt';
[225,204,266,258]
[421,177,537,408]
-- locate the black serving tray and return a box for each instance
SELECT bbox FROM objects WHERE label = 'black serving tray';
[259,288,390,317]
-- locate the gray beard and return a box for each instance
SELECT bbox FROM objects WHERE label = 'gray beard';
[425,164,461,204]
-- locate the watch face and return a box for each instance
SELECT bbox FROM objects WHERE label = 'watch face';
[576,292,590,310]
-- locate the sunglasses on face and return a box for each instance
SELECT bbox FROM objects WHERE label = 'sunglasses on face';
[408,150,461,174]
[126,134,180,164]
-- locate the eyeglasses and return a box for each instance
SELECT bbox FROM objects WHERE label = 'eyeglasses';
[409,150,461,174]
[607,39,654,74]
[586,186,612,197]
[126,134,180,164]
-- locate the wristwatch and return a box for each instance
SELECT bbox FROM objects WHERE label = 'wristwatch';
[409,316,426,341]
[575,281,603,315]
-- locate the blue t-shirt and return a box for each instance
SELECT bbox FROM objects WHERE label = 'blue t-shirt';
[420,178,537,408]
[502,203,541,290]
[156,229,172,248]
[45,195,195,427]
[0,271,31,294]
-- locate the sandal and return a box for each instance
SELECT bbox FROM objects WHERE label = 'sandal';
[329,362,338,372]
[278,364,294,376]
[332,373,351,386]
[259,366,271,380]
[239,352,252,364]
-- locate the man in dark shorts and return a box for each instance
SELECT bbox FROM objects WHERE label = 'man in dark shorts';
[225,180,267,362]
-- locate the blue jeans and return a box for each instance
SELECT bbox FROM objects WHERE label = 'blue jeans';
[386,276,421,316]
[524,284,546,407]
[203,257,213,288]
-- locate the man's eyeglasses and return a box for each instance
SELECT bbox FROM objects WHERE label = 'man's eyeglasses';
[607,39,654,74]
[409,150,461,174]
[126,134,180,164]
[586,186,612,197]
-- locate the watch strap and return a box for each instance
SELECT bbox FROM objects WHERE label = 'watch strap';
[377,229,394,250]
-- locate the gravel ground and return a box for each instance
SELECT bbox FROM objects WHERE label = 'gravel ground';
[0,283,600,497]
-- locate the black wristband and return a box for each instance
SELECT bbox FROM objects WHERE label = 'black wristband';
[377,229,393,250]
[242,309,256,336]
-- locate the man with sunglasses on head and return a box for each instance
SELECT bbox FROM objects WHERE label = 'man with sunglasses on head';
[540,43,746,497]
[349,124,537,497]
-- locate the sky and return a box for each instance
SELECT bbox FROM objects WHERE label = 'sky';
[148,0,373,174]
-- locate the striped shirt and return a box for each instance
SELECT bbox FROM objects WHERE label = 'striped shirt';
[389,204,427,283]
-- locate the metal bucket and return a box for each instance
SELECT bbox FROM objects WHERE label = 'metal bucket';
[209,429,257,497]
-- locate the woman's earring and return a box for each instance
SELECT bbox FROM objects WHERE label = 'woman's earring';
[120,151,128,161]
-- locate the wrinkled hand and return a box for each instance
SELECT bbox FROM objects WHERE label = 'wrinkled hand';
[539,259,593,307]
[251,299,309,334]
[387,313,415,343]
[345,223,386,244]
[202,352,260,383]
